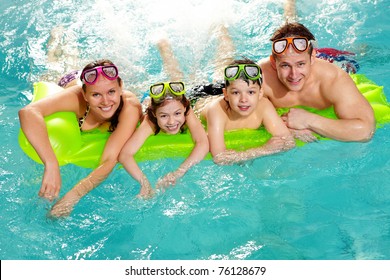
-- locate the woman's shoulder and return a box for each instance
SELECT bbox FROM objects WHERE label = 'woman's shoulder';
[123,90,140,103]
[122,90,142,115]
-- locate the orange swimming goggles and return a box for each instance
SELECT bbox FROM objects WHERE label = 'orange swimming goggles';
[272,37,310,55]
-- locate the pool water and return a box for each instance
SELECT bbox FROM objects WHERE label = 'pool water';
[1,0,389,260]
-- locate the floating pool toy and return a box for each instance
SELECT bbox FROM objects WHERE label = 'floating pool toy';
[316,47,360,74]
[18,74,390,168]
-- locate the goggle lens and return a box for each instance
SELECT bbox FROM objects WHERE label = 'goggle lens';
[225,66,239,79]
[84,71,98,84]
[293,38,308,51]
[273,40,287,54]
[150,83,164,96]
[170,82,185,93]
[102,66,118,79]
[245,65,260,78]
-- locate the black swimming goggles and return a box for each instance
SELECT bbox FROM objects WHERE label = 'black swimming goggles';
[224,64,262,82]
[149,82,186,100]
[272,37,309,55]
[81,65,119,85]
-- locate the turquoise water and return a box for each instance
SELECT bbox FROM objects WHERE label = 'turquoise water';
[1,0,390,260]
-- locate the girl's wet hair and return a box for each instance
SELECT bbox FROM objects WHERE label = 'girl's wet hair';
[147,94,191,135]
[81,59,123,132]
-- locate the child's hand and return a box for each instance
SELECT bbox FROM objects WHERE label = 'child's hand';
[49,190,80,218]
[156,171,179,189]
[290,128,317,143]
[137,176,154,199]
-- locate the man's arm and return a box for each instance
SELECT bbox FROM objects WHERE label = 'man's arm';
[284,73,375,142]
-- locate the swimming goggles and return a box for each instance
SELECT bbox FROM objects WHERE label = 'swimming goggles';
[149,82,186,99]
[224,64,262,82]
[81,65,119,85]
[272,37,309,55]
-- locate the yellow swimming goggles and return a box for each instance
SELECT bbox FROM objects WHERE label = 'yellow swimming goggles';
[149,82,186,100]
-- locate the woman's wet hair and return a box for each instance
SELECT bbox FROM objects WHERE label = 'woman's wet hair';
[81,59,123,132]
[146,94,190,135]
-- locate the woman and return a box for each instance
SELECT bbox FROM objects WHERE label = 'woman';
[19,59,142,217]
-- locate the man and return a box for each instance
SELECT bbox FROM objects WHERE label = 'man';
[259,22,375,142]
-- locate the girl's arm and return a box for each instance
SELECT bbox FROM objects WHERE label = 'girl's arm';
[118,116,155,198]
[49,93,142,217]
[157,108,209,188]
[18,85,83,200]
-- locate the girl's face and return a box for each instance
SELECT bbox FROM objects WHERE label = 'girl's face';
[83,76,122,120]
[155,99,186,134]
[224,79,262,117]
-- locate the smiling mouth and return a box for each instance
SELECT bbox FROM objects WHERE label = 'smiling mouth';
[100,105,113,112]
[288,78,301,85]
[238,105,250,111]
[165,124,180,133]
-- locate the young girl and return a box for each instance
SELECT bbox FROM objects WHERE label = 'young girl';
[118,81,209,197]
[19,59,142,217]
[196,59,295,164]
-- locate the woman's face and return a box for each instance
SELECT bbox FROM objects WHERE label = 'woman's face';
[83,75,122,120]
[155,99,186,134]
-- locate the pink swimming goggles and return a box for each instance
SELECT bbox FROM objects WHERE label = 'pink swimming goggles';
[81,65,119,85]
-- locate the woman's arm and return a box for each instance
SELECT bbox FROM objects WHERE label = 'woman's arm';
[18,85,83,200]
[157,108,209,188]
[49,93,142,217]
[118,116,155,198]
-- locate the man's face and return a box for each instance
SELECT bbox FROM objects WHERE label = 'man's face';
[274,44,313,92]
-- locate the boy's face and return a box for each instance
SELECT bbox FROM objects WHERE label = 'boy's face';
[224,79,262,116]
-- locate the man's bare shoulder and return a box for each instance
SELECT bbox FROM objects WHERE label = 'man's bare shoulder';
[313,58,347,80]
[257,56,270,66]
[313,59,356,88]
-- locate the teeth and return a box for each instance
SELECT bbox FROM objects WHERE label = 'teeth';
[166,124,179,131]
[101,106,112,112]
